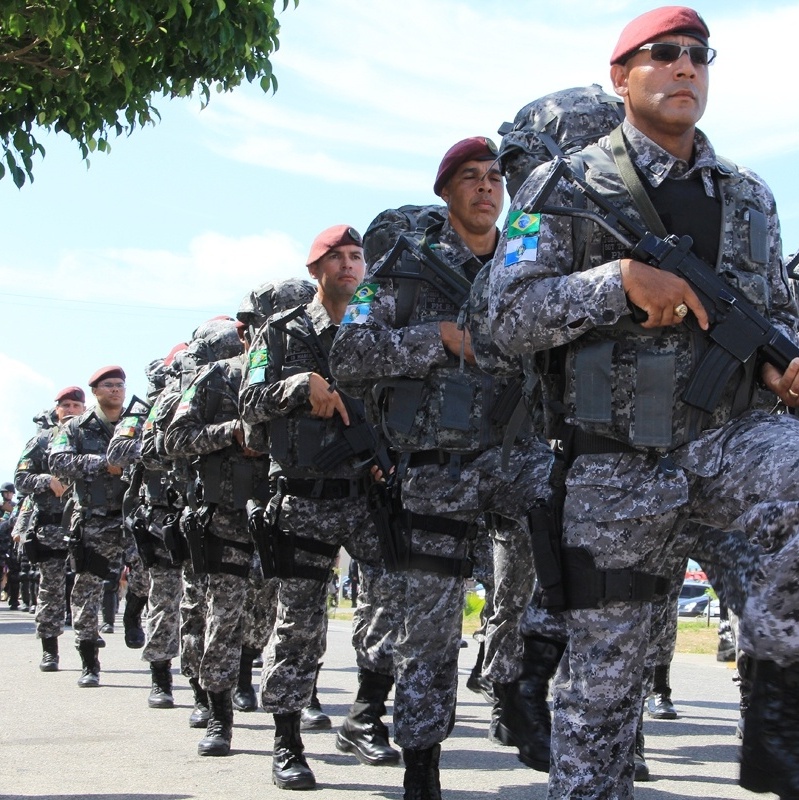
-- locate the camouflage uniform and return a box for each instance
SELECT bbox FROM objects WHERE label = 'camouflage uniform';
[49,406,129,644]
[239,295,389,715]
[489,119,799,799]
[164,352,265,694]
[330,219,555,750]
[107,401,184,665]
[14,413,71,639]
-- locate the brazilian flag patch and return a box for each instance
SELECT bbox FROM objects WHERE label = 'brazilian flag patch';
[249,348,269,369]
[507,211,540,238]
[342,283,379,326]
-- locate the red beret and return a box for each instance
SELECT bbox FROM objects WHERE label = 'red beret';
[55,386,86,404]
[433,137,499,197]
[88,365,126,387]
[611,6,709,64]
[306,225,363,267]
[163,342,188,367]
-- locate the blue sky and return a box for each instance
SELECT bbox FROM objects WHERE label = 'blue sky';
[2,0,799,480]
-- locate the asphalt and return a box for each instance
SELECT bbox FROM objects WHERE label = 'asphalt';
[0,604,776,800]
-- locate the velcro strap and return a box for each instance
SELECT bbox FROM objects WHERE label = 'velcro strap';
[562,547,668,608]
[406,552,473,579]
[292,535,339,559]
[409,512,474,540]
[36,546,68,561]
[281,477,366,500]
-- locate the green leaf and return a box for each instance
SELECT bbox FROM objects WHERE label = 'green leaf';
[216,0,226,12]
[179,0,192,20]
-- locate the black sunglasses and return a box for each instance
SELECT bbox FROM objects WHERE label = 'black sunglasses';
[636,42,717,66]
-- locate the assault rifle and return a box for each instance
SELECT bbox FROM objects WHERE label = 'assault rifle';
[375,233,472,310]
[526,157,799,413]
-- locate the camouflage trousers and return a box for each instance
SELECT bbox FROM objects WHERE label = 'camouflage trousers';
[35,555,69,639]
[393,438,554,750]
[260,493,383,715]
[241,563,279,652]
[180,562,208,681]
[196,507,251,693]
[143,563,182,663]
[123,537,149,599]
[548,410,799,800]
[351,561,403,677]
[70,515,123,643]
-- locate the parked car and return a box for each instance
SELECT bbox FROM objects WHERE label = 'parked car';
[678,581,719,617]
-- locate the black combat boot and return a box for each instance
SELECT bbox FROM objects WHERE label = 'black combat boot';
[466,641,495,702]
[489,682,506,745]
[232,645,259,712]
[300,662,331,730]
[100,585,116,633]
[148,660,174,708]
[634,702,650,782]
[39,636,59,672]
[122,591,147,649]
[647,664,677,719]
[336,668,400,765]
[272,711,316,789]
[189,677,211,728]
[402,744,441,800]
[740,659,799,798]
[197,690,234,756]
[7,577,20,610]
[734,653,753,740]
[495,635,565,772]
[77,640,100,688]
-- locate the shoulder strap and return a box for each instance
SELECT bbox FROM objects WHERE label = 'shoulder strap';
[609,125,668,238]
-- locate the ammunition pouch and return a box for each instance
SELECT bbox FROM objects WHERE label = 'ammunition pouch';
[560,547,669,608]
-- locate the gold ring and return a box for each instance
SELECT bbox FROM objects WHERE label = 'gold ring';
[789,389,799,399]
[674,304,689,318]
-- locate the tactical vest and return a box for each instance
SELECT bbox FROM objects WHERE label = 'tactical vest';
[257,305,369,480]
[65,412,127,513]
[552,143,777,451]
[15,428,66,519]
[372,225,522,455]
[192,357,270,510]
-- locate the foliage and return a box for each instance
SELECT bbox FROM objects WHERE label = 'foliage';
[0,0,298,186]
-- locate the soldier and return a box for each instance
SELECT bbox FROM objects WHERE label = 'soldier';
[329,141,558,799]
[489,7,799,798]
[14,386,86,671]
[240,225,400,790]
[107,356,187,709]
[0,482,20,609]
[49,366,143,687]
[164,318,267,757]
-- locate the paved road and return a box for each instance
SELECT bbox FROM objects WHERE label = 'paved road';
[0,605,775,800]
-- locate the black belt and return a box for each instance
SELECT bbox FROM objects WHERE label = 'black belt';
[406,450,480,468]
[279,477,367,500]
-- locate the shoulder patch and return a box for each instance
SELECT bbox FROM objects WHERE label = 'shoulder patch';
[342,282,379,326]
[507,211,540,238]
[504,235,539,267]
[249,347,269,369]
[16,458,33,472]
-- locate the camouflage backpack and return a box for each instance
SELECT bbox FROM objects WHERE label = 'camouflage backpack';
[497,84,625,200]
[363,204,447,268]
[237,277,316,340]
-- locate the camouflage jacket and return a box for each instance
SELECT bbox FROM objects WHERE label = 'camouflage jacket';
[329,219,522,454]
[240,295,371,481]
[489,120,796,454]
[48,406,127,516]
[14,422,69,519]
[165,354,269,510]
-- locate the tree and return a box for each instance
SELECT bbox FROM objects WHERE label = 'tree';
[0,0,297,186]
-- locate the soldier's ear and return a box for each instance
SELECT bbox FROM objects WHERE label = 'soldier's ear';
[611,63,629,98]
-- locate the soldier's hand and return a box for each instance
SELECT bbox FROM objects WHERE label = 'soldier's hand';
[107,464,123,476]
[620,259,709,330]
[440,321,476,365]
[762,358,799,407]
[49,477,67,498]
[308,373,350,425]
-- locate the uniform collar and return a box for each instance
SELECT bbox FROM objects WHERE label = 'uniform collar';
[620,119,719,196]
[306,293,336,332]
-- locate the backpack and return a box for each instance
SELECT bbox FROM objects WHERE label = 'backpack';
[237,278,316,340]
[363,203,447,268]
[497,84,625,200]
